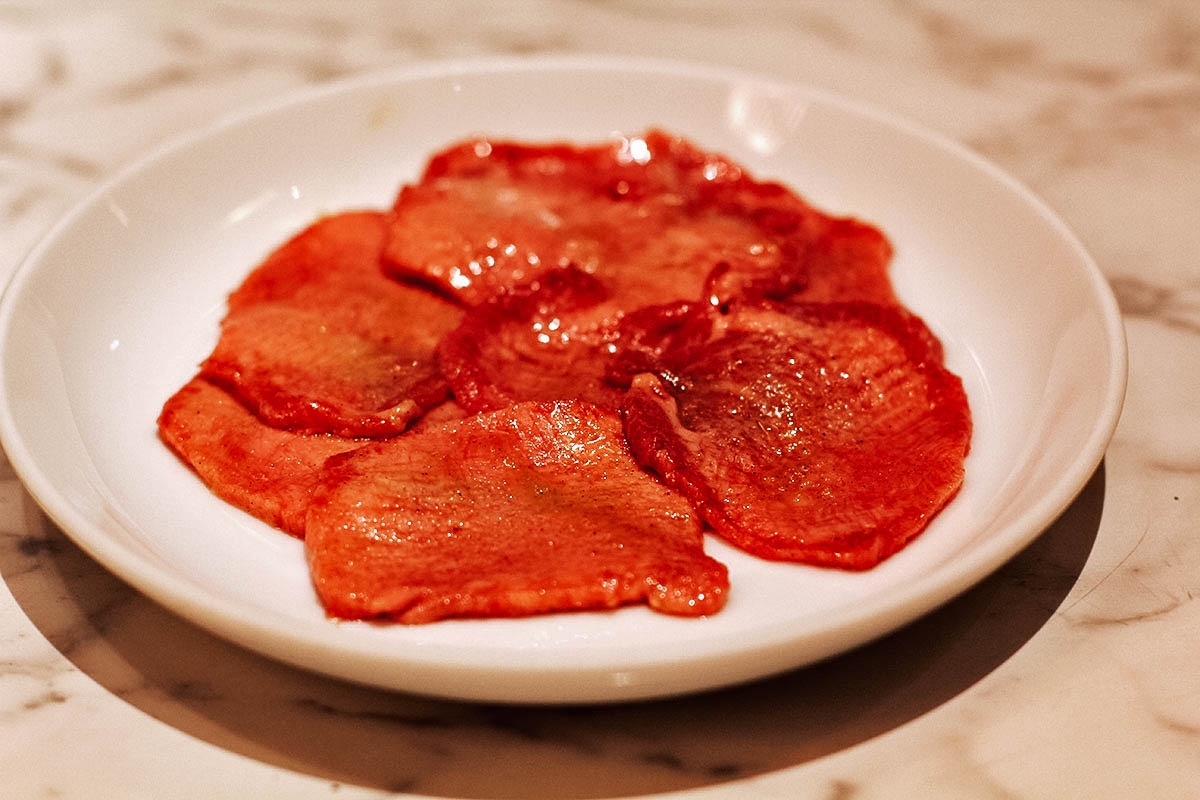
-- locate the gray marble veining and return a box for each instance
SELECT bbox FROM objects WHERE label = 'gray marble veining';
[2,2,1198,798]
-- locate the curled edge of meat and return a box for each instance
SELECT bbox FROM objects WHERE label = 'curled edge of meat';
[304,400,730,623]
[618,299,971,570]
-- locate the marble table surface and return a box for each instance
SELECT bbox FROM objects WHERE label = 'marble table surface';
[1,2,1196,797]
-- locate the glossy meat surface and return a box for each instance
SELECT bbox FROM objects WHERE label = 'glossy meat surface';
[201,211,463,437]
[408,397,471,432]
[437,267,626,412]
[620,301,971,569]
[305,401,728,622]
[158,377,365,536]
[382,130,891,310]
[399,131,896,413]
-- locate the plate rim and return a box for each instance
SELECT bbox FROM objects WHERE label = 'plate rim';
[0,54,1128,703]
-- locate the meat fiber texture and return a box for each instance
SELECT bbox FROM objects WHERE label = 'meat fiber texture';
[436,266,626,412]
[305,400,728,622]
[158,129,972,626]
[159,210,464,530]
[202,211,463,437]
[417,130,896,412]
[158,377,365,536]
[618,300,971,569]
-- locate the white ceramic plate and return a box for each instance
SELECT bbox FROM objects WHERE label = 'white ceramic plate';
[0,58,1126,704]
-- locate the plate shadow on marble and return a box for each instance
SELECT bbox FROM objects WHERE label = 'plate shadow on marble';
[2,463,1106,799]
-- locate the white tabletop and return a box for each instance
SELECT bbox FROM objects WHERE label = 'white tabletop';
[2,2,1196,798]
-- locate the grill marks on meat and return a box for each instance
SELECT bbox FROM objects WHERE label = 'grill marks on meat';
[158,377,365,536]
[305,401,728,622]
[620,301,970,569]
[201,211,463,437]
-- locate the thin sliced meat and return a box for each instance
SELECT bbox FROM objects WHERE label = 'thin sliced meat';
[383,130,888,309]
[305,400,728,623]
[436,267,626,412]
[201,211,463,437]
[606,299,710,388]
[608,209,800,309]
[383,174,598,305]
[408,397,470,432]
[620,301,971,569]
[158,377,366,536]
[788,218,895,305]
[705,217,895,307]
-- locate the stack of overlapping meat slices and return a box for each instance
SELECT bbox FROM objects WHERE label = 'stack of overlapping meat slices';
[159,130,971,624]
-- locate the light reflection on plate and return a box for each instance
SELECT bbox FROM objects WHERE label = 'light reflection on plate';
[0,57,1125,703]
